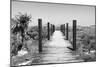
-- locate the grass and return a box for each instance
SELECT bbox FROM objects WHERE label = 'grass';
[11,37,49,66]
[68,25,96,62]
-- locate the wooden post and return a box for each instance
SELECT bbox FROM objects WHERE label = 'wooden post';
[66,23,68,40]
[52,24,54,33]
[53,25,55,33]
[73,20,77,51]
[61,24,65,35]
[38,19,42,53]
[63,24,65,35]
[47,22,50,40]
[61,25,63,33]
[50,24,53,35]
[60,25,62,32]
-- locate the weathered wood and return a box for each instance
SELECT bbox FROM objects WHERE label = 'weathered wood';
[63,24,65,35]
[60,25,62,32]
[38,19,42,53]
[20,31,83,65]
[73,20,77,51]
[47,22,50,40]
[61,25,63,33]
[50,24,52,35]
[53,25,55,33]
[66,23,68,40]
[60,24,65,35]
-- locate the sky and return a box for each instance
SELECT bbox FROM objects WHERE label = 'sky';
[12,1,95,26]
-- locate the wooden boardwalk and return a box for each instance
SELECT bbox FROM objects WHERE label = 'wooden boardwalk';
[40,31,83,64]
[18,31,83,66]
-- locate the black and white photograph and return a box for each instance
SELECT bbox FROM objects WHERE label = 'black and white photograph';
[10,0,96,66]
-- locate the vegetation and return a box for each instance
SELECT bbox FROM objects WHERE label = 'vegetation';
[11,13,51,57]
[68,25,96,62]
[11,13,32,56]
[11,13,51,66]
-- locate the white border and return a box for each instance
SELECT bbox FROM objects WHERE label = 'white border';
[0,0,98,67]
